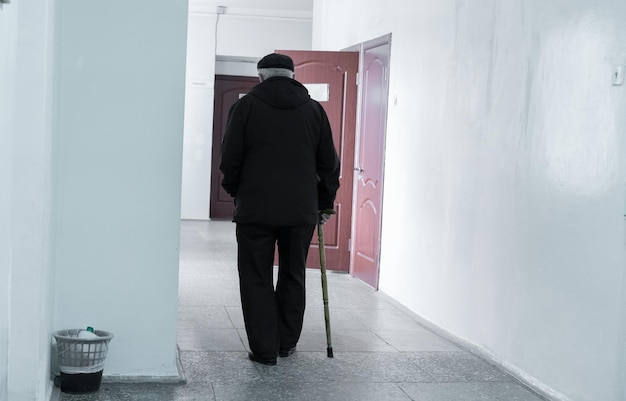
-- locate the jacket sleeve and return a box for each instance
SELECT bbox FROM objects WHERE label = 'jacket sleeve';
[316,104,340,211]
[219,100,246,197]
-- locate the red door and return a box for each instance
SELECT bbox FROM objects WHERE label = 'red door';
[209,75,259,219]
[351,42,390,288]
[278,50,359,272]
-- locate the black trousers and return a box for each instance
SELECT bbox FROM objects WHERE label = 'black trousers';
[236,223,316,359]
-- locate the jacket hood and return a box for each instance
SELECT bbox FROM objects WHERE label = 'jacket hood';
[248,77,311,109]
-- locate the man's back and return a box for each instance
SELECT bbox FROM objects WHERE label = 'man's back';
[220,76,339,226]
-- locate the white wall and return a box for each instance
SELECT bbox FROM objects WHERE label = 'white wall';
[0,2,14,398]
[217,14,312,57]
[215,58,258,77]
[2,0,57,399]
[53,0,188,379]
[181,13,218,220]
[314,1,626,400]
[181,5,312,219]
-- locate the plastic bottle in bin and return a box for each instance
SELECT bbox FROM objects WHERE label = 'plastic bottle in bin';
[78,326,100,353]
[78,326,98,339]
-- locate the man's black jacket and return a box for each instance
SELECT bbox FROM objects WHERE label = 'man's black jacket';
[220,76,340,226]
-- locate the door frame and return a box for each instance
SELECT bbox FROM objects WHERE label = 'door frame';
[345,33,392,286]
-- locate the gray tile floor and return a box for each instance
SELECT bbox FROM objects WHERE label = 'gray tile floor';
[57,220,546,401]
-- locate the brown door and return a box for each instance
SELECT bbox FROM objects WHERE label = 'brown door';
[209,75,259,219]
[278,50,359,272]
[351,42,390,288]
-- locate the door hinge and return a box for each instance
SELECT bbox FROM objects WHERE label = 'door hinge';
[355,72,360,86]
[348,238,352,252]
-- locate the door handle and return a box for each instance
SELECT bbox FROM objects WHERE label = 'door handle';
[354,167,363,173]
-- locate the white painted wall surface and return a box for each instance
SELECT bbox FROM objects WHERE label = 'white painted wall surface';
[54,0,188,378]
[181,5,312,220]
[215,58,258,77]
[314,1,626,400]
[216,14,312,57]
[3,0,57,399]
[0,3,14,399]
[181,13,218,220]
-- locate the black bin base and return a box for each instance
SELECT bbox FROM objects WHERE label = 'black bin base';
[60,370,103,394]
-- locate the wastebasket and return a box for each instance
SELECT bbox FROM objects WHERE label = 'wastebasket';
[53,329,114,394]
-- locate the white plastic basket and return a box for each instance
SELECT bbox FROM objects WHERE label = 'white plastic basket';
[53,329,114,374]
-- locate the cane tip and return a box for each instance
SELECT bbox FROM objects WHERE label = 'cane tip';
[327,347,334,358]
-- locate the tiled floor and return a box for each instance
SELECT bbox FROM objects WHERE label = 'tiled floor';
[56,220,546,401]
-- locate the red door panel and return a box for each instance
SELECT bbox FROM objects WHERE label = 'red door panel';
[278,50,359,272]
[210,75,259,219]
[352,43,390,288]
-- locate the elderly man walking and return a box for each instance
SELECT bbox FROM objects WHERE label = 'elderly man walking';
[220,53,340,365]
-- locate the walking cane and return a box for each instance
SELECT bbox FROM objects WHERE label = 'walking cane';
[318,209,336,358]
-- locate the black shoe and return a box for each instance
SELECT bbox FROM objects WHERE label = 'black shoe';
[279,346,296,357]
[248,352,277,365]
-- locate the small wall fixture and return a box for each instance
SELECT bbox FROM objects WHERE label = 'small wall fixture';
[613,65,624,86]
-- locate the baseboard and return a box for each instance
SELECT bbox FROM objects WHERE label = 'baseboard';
[49,386,60,401]
[103,346,187,384]
[102,374,184,384]
[376,290,572,401]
